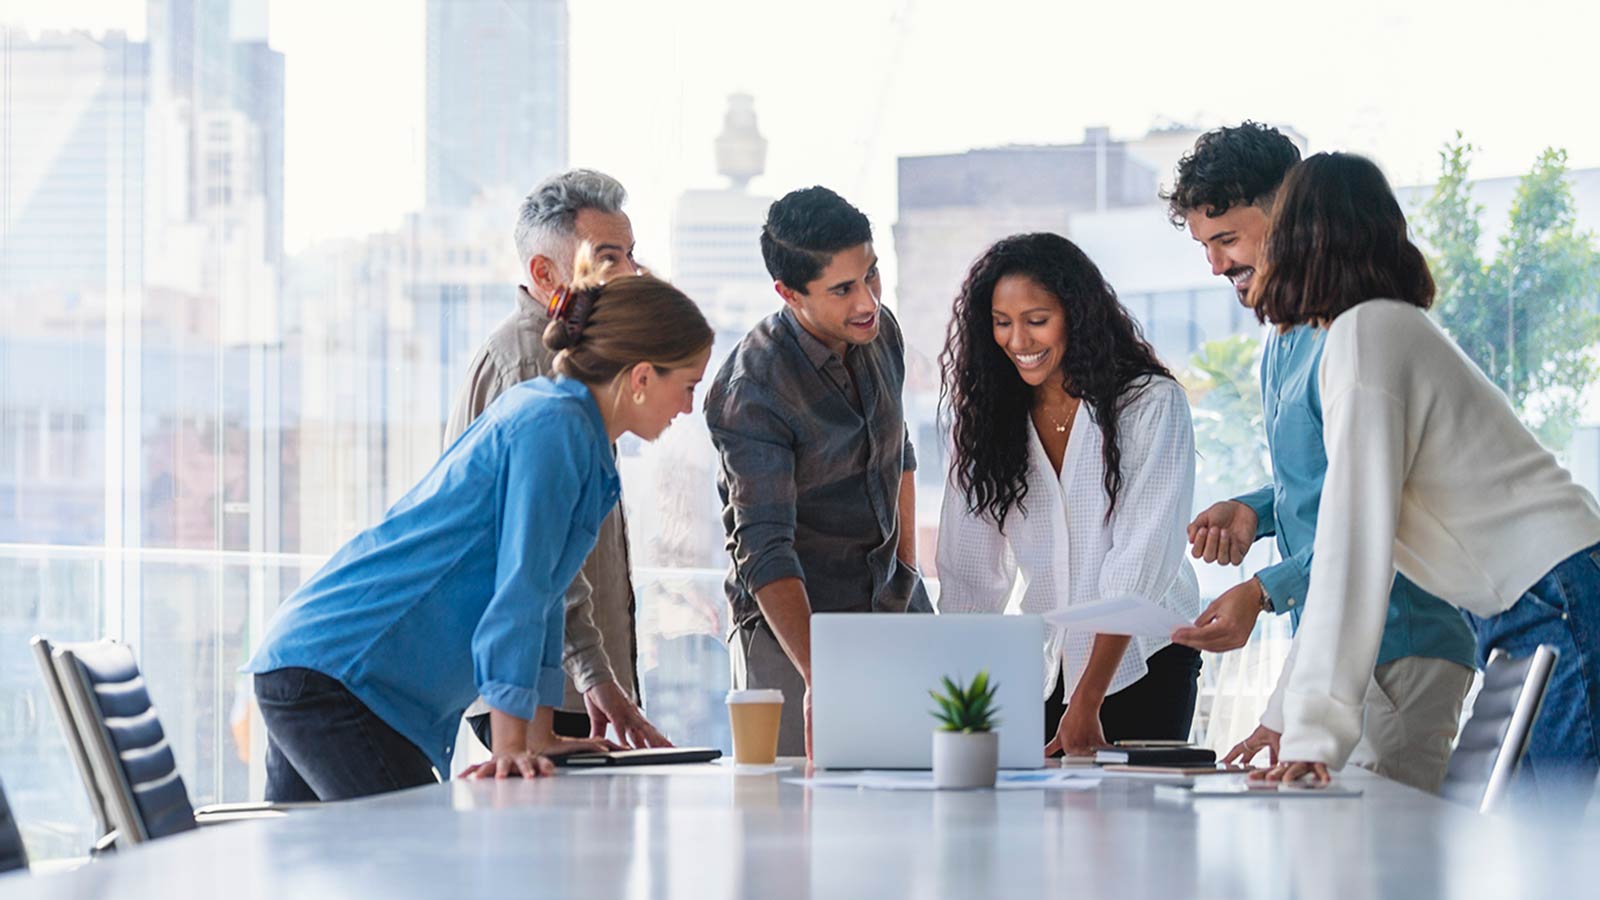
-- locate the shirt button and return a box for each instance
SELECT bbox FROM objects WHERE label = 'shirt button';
[1287,598,1296,607]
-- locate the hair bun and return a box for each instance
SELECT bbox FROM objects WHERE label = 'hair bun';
[542,316,578,352]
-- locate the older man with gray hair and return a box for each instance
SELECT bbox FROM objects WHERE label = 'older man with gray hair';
[446,168,671,751]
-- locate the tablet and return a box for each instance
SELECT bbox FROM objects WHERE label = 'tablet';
[552,747,723,767]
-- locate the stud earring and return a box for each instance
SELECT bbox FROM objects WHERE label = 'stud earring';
[633,392,645,405]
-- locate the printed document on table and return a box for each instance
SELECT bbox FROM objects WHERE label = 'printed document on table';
[789,771,1102,792]
[1043,595,1191,637]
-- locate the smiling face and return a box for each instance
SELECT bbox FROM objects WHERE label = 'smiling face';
[625,346,712,442]
[990,274,1068,390]
[778,243,882,355]
[1185,204,1270,307]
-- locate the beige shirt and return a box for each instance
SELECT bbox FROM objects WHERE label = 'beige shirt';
[448,286,638,715]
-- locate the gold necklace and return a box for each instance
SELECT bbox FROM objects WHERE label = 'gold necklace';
[1037,397,1080,434]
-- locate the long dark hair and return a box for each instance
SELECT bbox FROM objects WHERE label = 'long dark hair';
[1251,152,1434,327]
[940,233,1172,529]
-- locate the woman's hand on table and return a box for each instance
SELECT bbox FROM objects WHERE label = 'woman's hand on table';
[1222,724,1281,767]
[1249,761,1332,787]
[1045,701,1109,757]
[461,750,555,780]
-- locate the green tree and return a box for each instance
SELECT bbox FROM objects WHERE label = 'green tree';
[1416,137,1600,450]
[1182,334,1269,506]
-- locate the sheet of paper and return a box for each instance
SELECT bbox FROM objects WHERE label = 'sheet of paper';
[1042,595,1192,637]
[789,771,1102,792]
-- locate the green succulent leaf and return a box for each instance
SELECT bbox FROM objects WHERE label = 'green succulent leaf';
[927,669,1002,732]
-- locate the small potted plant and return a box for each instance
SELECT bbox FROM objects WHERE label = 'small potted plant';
[929,670,1001,789]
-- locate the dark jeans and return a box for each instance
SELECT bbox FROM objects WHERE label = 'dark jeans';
[469,708,591,750]
[255,667,438,802]
[1464,542,1600,812]
[1044,643,1202,747]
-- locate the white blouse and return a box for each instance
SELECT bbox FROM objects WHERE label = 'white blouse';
[935,376,1201,702]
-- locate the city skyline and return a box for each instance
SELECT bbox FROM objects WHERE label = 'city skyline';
[10,0,1600,289]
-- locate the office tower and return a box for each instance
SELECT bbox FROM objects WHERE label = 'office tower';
[425,0,569,210]
[231,39,285,272]
[671,94,775,334]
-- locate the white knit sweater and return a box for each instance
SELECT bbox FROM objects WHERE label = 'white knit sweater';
[1278,301,1600,765]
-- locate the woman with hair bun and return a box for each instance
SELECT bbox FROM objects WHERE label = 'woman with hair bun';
[936,232,1202,756]
[245,254,713,801]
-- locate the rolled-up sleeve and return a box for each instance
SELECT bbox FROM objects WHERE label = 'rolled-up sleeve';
[707,377,805,594]
[473,416,590,719]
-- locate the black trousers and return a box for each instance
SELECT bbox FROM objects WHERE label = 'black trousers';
[1044,643,1202,746]
[468,708,591,750]
[256,667,438,802]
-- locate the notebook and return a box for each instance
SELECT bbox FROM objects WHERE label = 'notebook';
[552,747,723,767]
[1094,746,1217,766]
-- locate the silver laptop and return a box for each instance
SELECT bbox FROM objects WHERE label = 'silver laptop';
[810,613,1045,770]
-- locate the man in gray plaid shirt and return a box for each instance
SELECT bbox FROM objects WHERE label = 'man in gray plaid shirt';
[705,186,930,758]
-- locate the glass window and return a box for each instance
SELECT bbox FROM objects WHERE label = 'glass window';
[4,0,1598,861]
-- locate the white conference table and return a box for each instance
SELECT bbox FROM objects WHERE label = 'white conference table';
[4,761,1596,899]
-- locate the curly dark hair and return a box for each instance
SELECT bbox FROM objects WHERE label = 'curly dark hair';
[1161,121,1302,226]
[760,186,873,293]
[940,233,1173,529]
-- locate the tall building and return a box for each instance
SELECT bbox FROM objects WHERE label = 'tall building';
[425,0,568,209]
[0,29,149,543]
[0,30,148,309]
[671,94,775,334]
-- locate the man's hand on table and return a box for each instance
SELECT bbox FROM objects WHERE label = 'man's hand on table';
[584,680,674,749]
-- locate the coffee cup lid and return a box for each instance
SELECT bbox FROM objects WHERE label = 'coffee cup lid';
[725,689,785,704]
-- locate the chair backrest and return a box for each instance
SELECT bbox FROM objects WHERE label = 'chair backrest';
[30,636,116,845]
[51,640,198,844]
[1440,644,1559,815]
[0,775,27,875]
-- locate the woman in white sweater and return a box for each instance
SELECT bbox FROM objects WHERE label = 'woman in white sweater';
[1249,152,1600,800]
[936,232,1202,756]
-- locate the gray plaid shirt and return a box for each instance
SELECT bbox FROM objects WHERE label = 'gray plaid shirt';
[705,305,929,632]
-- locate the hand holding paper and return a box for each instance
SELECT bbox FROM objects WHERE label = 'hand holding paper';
[1043,595,1192,637]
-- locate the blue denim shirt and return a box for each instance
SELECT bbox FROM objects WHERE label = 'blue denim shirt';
[1234,325,1476,670]
[245,377,620,773]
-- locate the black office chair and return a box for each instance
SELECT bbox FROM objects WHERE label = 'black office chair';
[0,775,27,875]
[35,637,293,850]
[29,637,118,853]
[1439,644,1559,815]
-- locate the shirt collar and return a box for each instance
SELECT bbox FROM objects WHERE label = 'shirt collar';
[779,307,846,371]
[549,375,610,446]
[518,284,550,321]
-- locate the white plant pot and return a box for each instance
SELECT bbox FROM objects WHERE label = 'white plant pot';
[932,730,999,789]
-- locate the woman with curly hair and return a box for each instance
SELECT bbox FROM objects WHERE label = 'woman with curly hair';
[936,232,1202,756]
